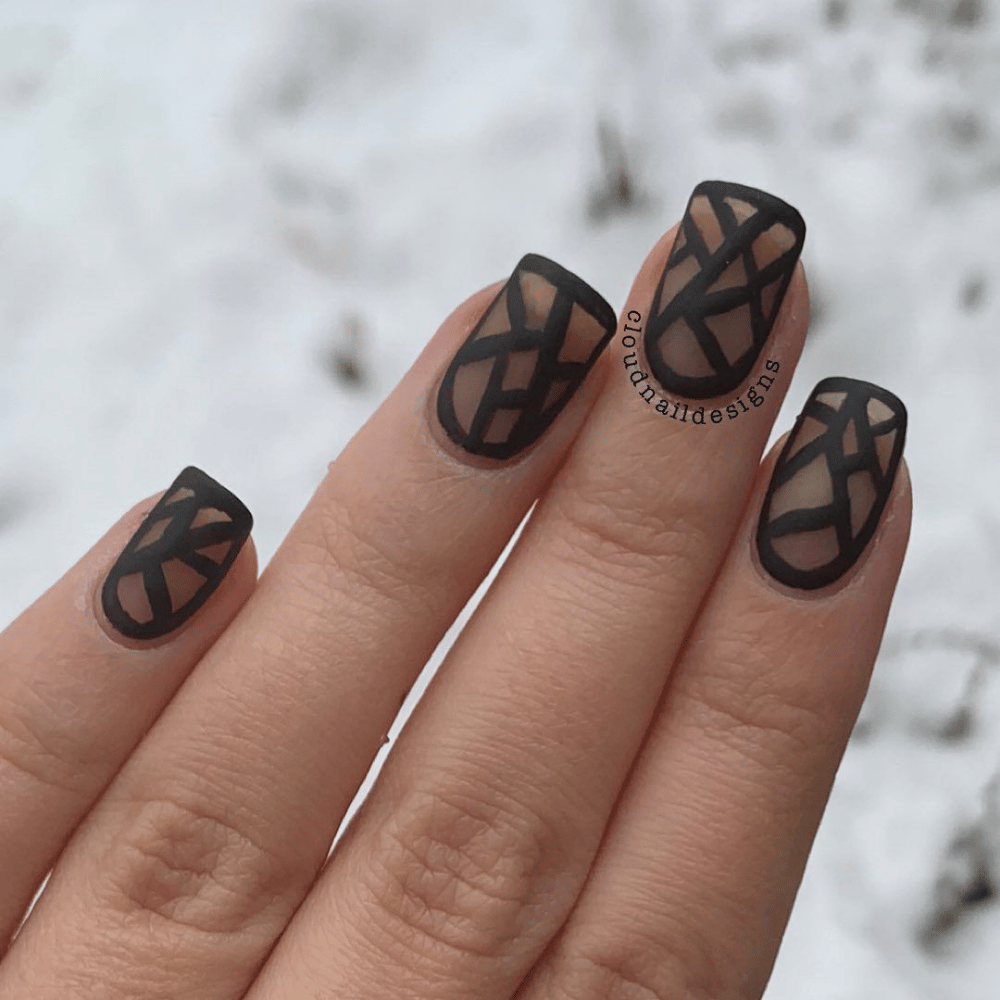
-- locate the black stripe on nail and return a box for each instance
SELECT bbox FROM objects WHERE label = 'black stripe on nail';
[756,377,907,591]
[645,180,806,400]
[101,466,253,640]
[436,253,617,460]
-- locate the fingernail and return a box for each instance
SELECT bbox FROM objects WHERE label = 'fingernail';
[436,253,617,460]
[645,180,806,400]
[101,466,253,641]
[756,378,907,591]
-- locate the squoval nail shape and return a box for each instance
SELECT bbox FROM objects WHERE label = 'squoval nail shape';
[437,254,617,460]
[645,181,806,400]
[102,466,252,641]
[756,377,907,591]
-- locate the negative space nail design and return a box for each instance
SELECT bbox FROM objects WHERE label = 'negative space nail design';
[756,377,907,591]
[645,180,806,400]
[436,253,617,460]
[101,466,253,641]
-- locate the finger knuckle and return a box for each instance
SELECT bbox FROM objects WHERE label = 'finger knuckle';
[299,488,440,617]
[99,789,298,941]
[549,482,710,587]
[0,682,97,799]
[551,930,726,1000]
[359,782,555,966]
[684,641,826,766]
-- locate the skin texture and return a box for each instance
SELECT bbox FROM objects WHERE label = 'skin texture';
[0,184,910,1000]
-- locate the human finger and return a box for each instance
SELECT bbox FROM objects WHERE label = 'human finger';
[0,467,255,951]
[518,379,910,1000]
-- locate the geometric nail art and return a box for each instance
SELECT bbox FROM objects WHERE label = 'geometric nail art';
[756,377,907,591]
[101,466,253,640]
[645,180,806,400]
[436,253,617,460]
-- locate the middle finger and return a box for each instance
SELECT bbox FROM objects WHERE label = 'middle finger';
[248,181,809,999]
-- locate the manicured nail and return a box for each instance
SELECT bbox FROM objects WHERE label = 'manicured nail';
[101,467,253,641]
[756,378,907,591]
[645,180,806,400]
[437,253,617,460]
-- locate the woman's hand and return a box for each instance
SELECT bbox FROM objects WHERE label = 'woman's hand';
[0,181,909,1000]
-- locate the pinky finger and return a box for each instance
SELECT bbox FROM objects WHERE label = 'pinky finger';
[518,378,910,1000]
[0,467,256,950]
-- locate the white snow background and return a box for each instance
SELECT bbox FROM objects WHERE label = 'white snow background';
[2,0,1000,996]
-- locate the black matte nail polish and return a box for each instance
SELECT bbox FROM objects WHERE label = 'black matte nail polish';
[101,467,253,641]
[645,181,806,400]
[756,378,907,590]
[436,254,617,461]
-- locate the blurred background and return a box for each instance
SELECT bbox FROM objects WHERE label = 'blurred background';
[2,0,1000,995]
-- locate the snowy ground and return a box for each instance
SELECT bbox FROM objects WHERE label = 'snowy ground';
[3,0,1000,996]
